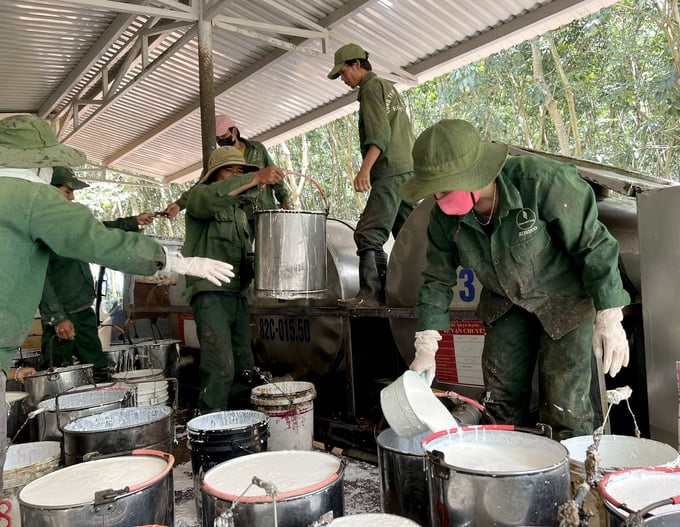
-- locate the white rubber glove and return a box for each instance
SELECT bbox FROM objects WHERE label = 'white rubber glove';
[409,330,442,386]
[592,307,629,377]
[163,248,235,287]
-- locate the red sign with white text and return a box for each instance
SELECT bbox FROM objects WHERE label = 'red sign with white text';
[435,320,485,386]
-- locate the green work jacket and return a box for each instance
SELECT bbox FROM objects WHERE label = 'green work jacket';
[417,155,631,339]
[357,72,415,179]
[183,175,254,298]
[0,175,164,371]
[39,217,141,325]
[175,138,290,214]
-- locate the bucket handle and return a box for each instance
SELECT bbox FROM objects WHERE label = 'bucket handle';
[599,486,680,520]
[435,391,496,424]
[253,170,329,214]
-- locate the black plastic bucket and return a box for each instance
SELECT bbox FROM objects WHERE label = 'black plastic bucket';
[186,410,269,520]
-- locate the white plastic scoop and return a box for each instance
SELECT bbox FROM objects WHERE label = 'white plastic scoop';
[380,370,459,438]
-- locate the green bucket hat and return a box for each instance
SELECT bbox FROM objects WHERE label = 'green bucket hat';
[0,115,87,168]
[200,146,260,184]
[51,166,89,190]
[327,43,368,80]
[401,119,509,203]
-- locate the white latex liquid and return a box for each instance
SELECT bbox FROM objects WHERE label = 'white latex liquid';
[332,513,420,526]
[440,442,560,472]
[6,392,28,403]
[204,451,339,499]
[406,388,458,433]
[20,456,167,506]
[606,471,680,516]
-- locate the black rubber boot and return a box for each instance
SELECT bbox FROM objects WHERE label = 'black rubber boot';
[93,366,111,384]
[338,250,387,307]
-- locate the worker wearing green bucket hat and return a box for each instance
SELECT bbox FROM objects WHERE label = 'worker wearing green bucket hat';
[402,119,631,440]
[183,146,285,411]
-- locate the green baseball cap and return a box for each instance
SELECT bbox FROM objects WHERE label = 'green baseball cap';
[0,115,86,168]
[327,43,368,80]
[200,146,260,184]
[51,166,89,190]
[401,119,509,203]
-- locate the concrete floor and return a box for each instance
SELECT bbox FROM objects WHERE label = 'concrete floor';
[172,409,383,527]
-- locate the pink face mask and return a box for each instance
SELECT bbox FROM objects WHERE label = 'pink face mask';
[435,190,480,215]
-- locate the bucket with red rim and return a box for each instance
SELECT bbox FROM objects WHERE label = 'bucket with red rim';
[599,466,680,526]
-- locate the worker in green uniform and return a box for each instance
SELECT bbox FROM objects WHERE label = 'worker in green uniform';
[401,119,630,440]
[38,167,157,379]
[163,114,292,220]
[0,114,234,488]
[328,43,416,307]
[183,146,284,411]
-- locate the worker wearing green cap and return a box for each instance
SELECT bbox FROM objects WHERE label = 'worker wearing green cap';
[402,119,631,440]
[328,43,416,307]
[39,167,158,379]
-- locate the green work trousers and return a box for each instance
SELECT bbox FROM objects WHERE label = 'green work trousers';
[481,305,595,440]
[40,308,107,369]
[191,292,253,411]
[354,172,414,254]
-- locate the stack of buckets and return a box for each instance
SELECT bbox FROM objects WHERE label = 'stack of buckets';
[187,380,316,522]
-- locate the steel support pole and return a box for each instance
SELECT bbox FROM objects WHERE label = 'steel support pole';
[197,4,216,174]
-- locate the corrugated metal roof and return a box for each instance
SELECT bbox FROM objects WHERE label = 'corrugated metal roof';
[0,0,620,185]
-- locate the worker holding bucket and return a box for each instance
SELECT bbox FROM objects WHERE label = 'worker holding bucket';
[400,119,631,440]
[183,146,285,412]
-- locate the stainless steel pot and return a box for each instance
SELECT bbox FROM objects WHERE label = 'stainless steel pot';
[18,449,174,527]
[423,425,571,527]
[12,348,42,369]
[62,406,174,465]
[137,339,181,378]
[6,391,31,443]
[37,386,134,441]
[202,450,345,527]
[23,364,94,407]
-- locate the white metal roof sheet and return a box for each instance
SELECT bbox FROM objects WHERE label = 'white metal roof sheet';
[0,0,620,184]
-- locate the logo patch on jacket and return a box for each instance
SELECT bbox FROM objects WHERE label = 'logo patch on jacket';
[516,208,538,237]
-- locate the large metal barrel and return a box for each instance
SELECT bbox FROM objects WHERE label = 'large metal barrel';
[255,209,328,299]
